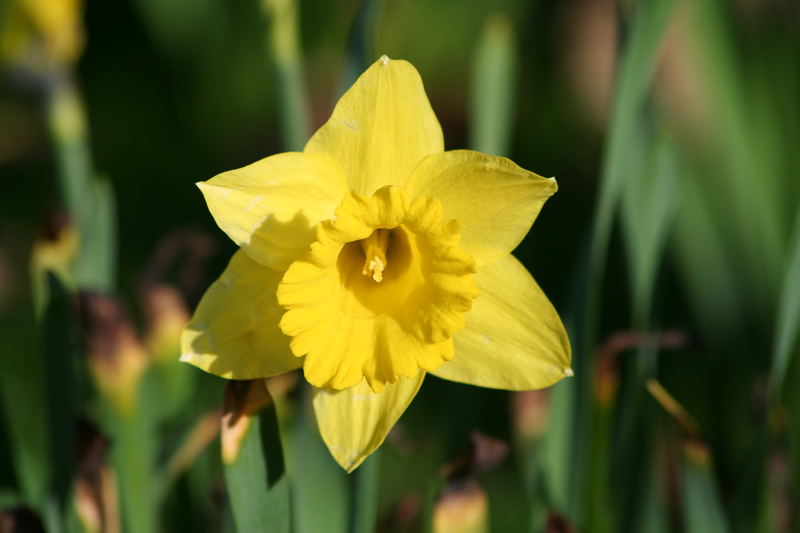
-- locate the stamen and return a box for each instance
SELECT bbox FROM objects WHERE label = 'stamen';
[360,229,390,283]
[366,256,384,282]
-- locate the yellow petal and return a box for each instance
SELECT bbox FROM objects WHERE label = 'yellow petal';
[305,56,444,195]
[313,374,424,471]
[198,152,347,271]
[432,254,571,390]
[181,250,300,378]
[405,150,557,267]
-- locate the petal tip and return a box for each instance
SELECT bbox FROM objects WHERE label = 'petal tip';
[344,458,365,473]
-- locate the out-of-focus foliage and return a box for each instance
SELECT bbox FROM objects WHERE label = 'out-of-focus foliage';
[1,0,799,532]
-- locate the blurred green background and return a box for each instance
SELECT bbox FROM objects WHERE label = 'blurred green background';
[1,0,799,532]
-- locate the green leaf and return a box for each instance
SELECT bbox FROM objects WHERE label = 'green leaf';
[263,0,312,151]
[768,213,800,398]
[222,380,289,533]
[682,444,730,533]
[287,388,348,533]
[538,380,574,514]
[41,274,79,516]
[589,0,676,297]
[639,446,669,533]
[469,14,516,157]
[73,178,116,292]
[0,298,48,508]
[621,132,679,325]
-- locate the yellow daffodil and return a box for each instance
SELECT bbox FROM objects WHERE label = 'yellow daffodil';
[1,0,84,69]
[181,55,572,471]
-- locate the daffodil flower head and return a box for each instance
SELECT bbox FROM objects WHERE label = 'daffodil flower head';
[181,55,572,471]
[1,0,84,69]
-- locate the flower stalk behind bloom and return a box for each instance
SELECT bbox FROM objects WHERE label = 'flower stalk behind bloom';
[182,56,572,471]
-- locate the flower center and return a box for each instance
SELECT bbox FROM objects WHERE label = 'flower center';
[335,225,421,320]
[277,186,478,392]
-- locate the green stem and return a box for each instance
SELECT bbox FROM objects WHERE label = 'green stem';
[103,375,158,533]
[45,74,116,291]
[349,448,381,533]
[263,0,312,151]
[469,14,516,157]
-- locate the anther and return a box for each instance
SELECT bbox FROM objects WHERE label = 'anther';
[365,256,385,282]
[360,230,390,283]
